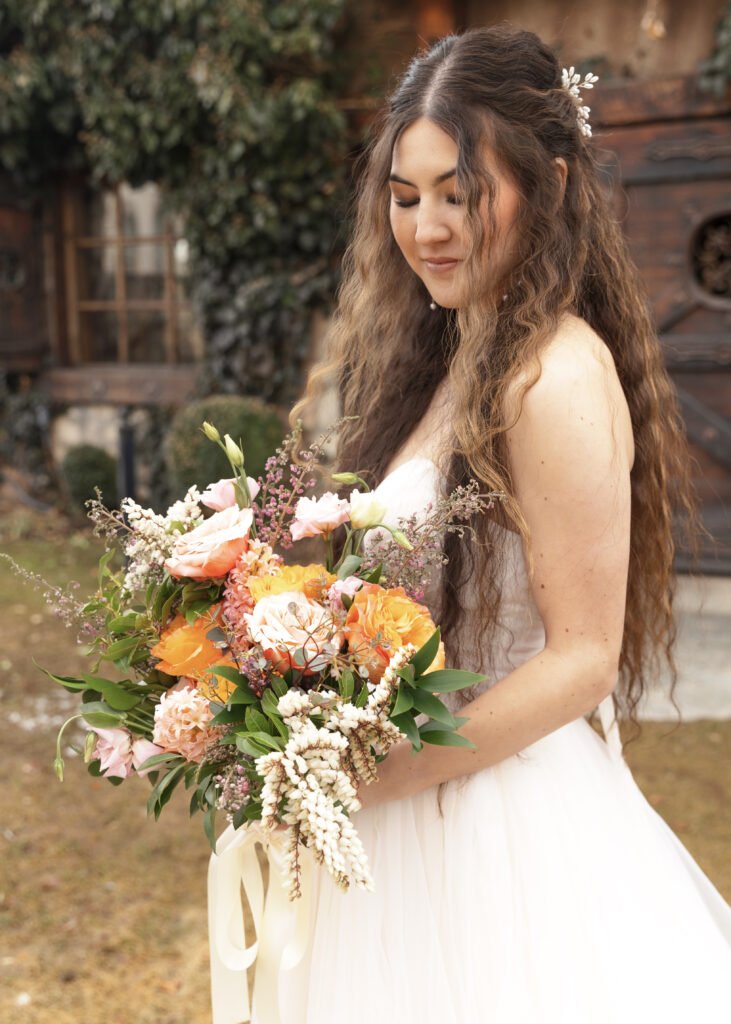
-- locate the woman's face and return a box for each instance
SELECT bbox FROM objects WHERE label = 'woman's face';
[388,117,522,309]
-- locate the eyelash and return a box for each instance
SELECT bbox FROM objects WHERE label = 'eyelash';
[392,196,462,208]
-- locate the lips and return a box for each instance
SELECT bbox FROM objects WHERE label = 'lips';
[423,257,460,274]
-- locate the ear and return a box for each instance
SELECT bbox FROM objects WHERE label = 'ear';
[554,157,568,204]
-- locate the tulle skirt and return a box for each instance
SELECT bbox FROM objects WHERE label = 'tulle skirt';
[254,717,731,1024]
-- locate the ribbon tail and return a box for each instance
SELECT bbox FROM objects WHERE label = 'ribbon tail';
[208,824,265,1024]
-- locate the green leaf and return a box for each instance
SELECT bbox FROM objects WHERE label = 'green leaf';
[147,762,187,819]
[206,665,249,687]
[409,627,441,677]
[208,705,247,726]
[411,690,456,728]
[103,636,140,661]
[137,751,183,771]
[363,562,383,584]
[81,674,141,710]
[415,669,488,693]
[227,685,258,705]
[250,731,285,752]
[236,734,271,757]
[108,613,138,632]
[98,548,115,589]
[80,701,127,729]
[338,670,354,699]
[261,688,282,717]
[390,711,422,749]
[337,554,362,580]
[245,706,270,733]
[354,681,369,708]
[203,805,217,851]
[419,729,477,749]
[271,675,288,698]
[392,683,415,716]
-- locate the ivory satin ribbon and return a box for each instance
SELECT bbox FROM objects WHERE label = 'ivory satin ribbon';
[208,822,314,1024]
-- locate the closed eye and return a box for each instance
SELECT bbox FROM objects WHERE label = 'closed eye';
[391,196,462,208]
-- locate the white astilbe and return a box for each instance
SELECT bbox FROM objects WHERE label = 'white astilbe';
[255,647,414,900]
[121,485,203,593]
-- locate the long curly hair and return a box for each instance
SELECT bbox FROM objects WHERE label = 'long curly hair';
[292,26,696,739]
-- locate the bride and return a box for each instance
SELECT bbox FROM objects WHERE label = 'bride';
[245,25,731,1023]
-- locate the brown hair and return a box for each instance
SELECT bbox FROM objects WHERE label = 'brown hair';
[293,27,696,744]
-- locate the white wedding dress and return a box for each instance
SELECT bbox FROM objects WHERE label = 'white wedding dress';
[247,457,731,1024]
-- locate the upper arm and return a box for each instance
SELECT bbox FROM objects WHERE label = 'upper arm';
[504,324,633,697]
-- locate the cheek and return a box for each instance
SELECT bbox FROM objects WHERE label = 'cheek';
[389,207,414,260]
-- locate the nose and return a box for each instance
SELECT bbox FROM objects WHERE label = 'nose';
[414,199,451,246]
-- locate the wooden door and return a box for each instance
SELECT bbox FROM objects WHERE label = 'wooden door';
[595,77,731,572]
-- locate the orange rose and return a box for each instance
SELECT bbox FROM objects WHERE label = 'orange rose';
[150,605,235,697]
[343,583,445,683]
[164,505,253,579]
[247,563,336,604]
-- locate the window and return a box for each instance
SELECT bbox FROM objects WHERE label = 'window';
[61,180,204,366]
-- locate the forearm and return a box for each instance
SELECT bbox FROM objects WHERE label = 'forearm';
[357,646,617,810]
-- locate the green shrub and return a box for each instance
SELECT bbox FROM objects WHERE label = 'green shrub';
[61,444,118,511]
[165,395,285,495]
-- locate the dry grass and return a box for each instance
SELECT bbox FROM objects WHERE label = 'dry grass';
[0,534,728,1023]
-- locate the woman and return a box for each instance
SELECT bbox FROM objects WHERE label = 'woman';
[269,26,731,1023]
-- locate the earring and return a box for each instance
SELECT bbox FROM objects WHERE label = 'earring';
[429,300,437,311]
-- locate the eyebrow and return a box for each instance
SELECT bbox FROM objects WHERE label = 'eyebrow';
[388,169,457,188]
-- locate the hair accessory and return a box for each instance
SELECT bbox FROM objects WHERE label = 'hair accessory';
[561,67,599,138]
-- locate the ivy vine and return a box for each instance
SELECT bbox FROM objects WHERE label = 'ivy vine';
[0,0,350,404]
[698,0,731,97]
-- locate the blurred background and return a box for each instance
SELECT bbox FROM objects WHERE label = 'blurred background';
[1,2,729,1021]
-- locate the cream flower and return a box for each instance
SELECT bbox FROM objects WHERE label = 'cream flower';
[349,490,387,530]
[244,590,342,674]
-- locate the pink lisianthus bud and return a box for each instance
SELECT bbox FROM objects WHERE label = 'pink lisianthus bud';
[92,727,134,779]
[328,575,364,613]
[201,477,260,512]
[290,491,350,541]
[131,738,164,776]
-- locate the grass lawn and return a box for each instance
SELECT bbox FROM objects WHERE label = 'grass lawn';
[0,533,729,1023]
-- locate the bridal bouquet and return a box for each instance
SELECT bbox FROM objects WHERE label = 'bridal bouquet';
[41,421,493,899]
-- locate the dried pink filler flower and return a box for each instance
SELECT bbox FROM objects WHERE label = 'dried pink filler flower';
[153,686,215,763]
[222,539,283,634]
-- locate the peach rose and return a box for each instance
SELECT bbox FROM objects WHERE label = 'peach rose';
[150,605,234,688]
[290,491,350,541]
[343,582,445,683]
[247,563,337,604]
[165,505,253,579]
[201,476,261,512]
[244,590,342,674]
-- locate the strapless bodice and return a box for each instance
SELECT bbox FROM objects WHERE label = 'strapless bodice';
[370,457,546,709]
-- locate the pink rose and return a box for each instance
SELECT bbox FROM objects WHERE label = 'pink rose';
[165,505,253,579]
[290,492,350,541]
[244,590,343,674]
[131,738,164,776]
[328,575,364,613]
[201,476,261,512]
[92,727,134,779]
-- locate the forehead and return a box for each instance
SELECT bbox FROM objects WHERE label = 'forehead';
[391,118,457,174]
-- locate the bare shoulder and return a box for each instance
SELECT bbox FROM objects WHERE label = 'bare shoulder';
[504,314,634,469]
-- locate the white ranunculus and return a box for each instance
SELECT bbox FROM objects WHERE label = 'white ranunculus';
[349,490,387,530]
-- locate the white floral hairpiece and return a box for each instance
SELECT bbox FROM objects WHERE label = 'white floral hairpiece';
[561,66,599,138]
